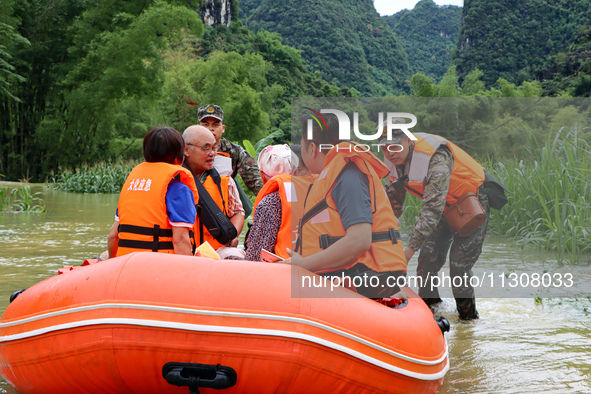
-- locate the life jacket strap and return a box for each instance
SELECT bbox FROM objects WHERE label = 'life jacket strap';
[318,228,401,250]
[118,224,173,238]
[117,240,174,251]
[118,224,174,252]
[295,188,326,254]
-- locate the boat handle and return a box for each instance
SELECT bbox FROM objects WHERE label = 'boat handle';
[9,289,26,303]
[435,316,451,334]
[162,362,237,394]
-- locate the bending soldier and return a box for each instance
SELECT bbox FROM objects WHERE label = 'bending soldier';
[382,130,489,320]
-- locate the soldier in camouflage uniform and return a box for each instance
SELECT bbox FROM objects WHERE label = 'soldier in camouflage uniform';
[198,105,264,216]
[382,130,489,320]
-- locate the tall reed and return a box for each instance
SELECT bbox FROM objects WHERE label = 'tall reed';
[487,128,591,263]
[0,188,11,211]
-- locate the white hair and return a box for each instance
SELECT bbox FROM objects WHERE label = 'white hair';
[257,144,297,178]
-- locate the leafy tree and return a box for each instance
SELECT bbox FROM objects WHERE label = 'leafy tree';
[43,3,202,172]
[189,23,355,142]
[192,50,281,142]
[0,21,29,101]
[410,73,436,97]
[454,0,591,85]
[384,0,462,82]
[243,0,411,95]
[0,0,86,181]
[461,69,485,96]
[537,26,591,97]
[0,0,203,182]
[436,65,460,97]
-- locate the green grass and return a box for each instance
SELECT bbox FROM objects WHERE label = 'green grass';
[51,161,138,193]
[486,128,591,263]
[399,193,422,232]
[0,187,11,211]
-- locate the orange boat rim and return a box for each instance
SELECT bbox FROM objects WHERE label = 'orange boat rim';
[0,252,450,394]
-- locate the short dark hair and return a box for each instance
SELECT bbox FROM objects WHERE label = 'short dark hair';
[143,126,185,164]
[300,112,341,146]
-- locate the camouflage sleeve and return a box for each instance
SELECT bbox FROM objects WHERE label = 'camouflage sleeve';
[384,181,406,219]
[407,147,454,251]
[229,143,264,194]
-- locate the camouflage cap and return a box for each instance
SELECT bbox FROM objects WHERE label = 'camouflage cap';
[379,130,408,145]
[198,104,224,122]
[378,118,408,145]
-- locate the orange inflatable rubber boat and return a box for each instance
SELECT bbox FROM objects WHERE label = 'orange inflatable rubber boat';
[0,252,449,394]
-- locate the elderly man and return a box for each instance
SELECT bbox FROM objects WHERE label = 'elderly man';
[197,104,263,216]
[183,125,245,256]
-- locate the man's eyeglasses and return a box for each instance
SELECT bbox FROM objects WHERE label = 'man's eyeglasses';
[186,142,221,154]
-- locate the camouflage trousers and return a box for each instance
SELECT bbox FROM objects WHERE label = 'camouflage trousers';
[416,194,490,320]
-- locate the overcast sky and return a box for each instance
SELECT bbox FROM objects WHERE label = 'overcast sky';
[374,0,464,16]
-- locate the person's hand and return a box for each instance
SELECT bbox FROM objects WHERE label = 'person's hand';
[283,248,303,266]
[230,237,239,247]
[391,288,408,301]
[195,250,201,257]
[404,246,415,263]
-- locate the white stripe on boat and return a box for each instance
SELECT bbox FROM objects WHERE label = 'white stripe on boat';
[0,315,448,381]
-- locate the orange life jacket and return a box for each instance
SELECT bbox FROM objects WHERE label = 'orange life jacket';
[298,142,407,273]
[116,162,198,257]
[251,174,315,259]
[388,133,484,207]
[193,174,231,250]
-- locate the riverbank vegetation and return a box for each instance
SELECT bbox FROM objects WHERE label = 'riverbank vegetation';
[0,186,45,212]
[50,162,136,194]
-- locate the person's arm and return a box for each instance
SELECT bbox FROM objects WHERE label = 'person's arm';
[384,180,406,219]
[165,181,197,253]
[406,148,454,256]
[286,163,373,271]
[244,192,282,261]
[287,223,372,271]
[172,227,193,256]
[226,177,245,237]
[107,221,119,258]
[229,214,245,247]
[227,140,264,194]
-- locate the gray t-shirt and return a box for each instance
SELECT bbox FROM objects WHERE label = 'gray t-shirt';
[332,162,373,230]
